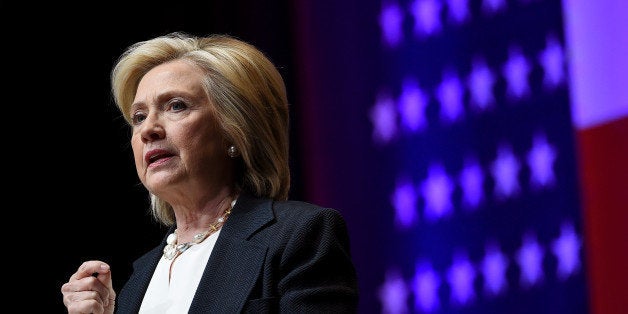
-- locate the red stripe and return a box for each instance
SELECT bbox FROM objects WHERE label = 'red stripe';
[577,115,628,314]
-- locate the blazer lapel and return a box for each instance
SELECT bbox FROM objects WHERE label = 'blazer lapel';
[189,191,275,313]
[116,245,164,314]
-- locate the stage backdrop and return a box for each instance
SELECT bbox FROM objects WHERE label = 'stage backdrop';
[292,0,627,313]
[39,0,627,312]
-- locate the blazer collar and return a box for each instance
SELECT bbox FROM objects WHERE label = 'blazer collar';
[220,189,275,240]
[188,190,275,313]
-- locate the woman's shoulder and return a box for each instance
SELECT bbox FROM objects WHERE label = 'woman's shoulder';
[273,198,330,212]
[237,191,348,230]
[271,199,346,224]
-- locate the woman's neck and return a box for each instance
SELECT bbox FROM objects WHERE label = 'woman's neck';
[172,190,237,243]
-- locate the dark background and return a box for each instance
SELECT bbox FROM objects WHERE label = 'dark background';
[7,1,302,312]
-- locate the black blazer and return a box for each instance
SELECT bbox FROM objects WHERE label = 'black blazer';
[116,191,359,313]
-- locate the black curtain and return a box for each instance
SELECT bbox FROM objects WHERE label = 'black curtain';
[7,1,300,311]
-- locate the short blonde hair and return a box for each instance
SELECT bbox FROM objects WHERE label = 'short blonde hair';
[111,32,290,225]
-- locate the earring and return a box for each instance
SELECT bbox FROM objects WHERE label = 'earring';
[228,145,239,158]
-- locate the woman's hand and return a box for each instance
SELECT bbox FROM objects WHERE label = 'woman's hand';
[61,260,116,314]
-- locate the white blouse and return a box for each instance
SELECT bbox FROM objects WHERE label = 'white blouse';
[138,229,222,313]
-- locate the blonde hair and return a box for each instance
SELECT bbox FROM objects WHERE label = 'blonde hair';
[111,32,290,225]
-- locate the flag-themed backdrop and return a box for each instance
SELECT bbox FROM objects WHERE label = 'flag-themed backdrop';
[293,0,626,313]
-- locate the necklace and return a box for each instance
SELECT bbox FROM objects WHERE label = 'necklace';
[162,199,235,260]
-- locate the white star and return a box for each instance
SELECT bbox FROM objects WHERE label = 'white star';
[482,0,506,15]
[392,178,419,230]
[491,143,521,200]
[527,132,557,190]
[412,262,441,312]
[421,163,455,222]
[379,269,410,314]
[410,0,442,38]
[481,241,509,296]
[468,56,495,112]
[398,78,429,133]
[370,91,398,145]
[447,0,470,24]
[516,232,545,288]
[459,157,484,210]
[436,70,465,123]
[380,3,405,48]
[539,33,566,90]
[503,45,531,101]
[447,251,476,306]
[552,221,582,281]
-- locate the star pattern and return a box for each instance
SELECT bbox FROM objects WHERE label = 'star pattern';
[377,221,582,311]
[411,0,442,37]
[482,242,509,296]
[412,262,441,312]
[392,179,419,229]
[539,33,566,90]
[436,70,465,123]
[527,132,557,189]
[380,3,405,48]
[370,92,398,145]
[447,0,470,24]
[388,134,561,223]
[370,32,572,143]
[517,232,545,288]
[379,269,410,314]
[491,143,521,200]
[447,251,476,305]
[552,222,582,281]
[399,78,429,133]
[503,45,531,100]
[373,3,584,312]
[421,163,455,221]
[468,57,496,112]
[459,157,485,209]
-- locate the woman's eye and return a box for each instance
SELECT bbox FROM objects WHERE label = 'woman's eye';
[131,112,147,125]
[170,100,187,111]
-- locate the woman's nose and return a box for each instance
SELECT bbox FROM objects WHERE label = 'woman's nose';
[140,114,165,142]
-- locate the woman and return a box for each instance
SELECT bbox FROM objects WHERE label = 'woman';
[61,32,358,313]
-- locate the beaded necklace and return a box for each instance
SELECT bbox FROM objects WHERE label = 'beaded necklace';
[162,199,235,260]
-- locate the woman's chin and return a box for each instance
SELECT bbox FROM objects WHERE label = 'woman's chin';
[144,174,179,192]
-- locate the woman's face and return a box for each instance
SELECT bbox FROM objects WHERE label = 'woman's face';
[129,60,232,198]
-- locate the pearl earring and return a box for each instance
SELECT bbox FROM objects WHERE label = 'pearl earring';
[228,145,239,158]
